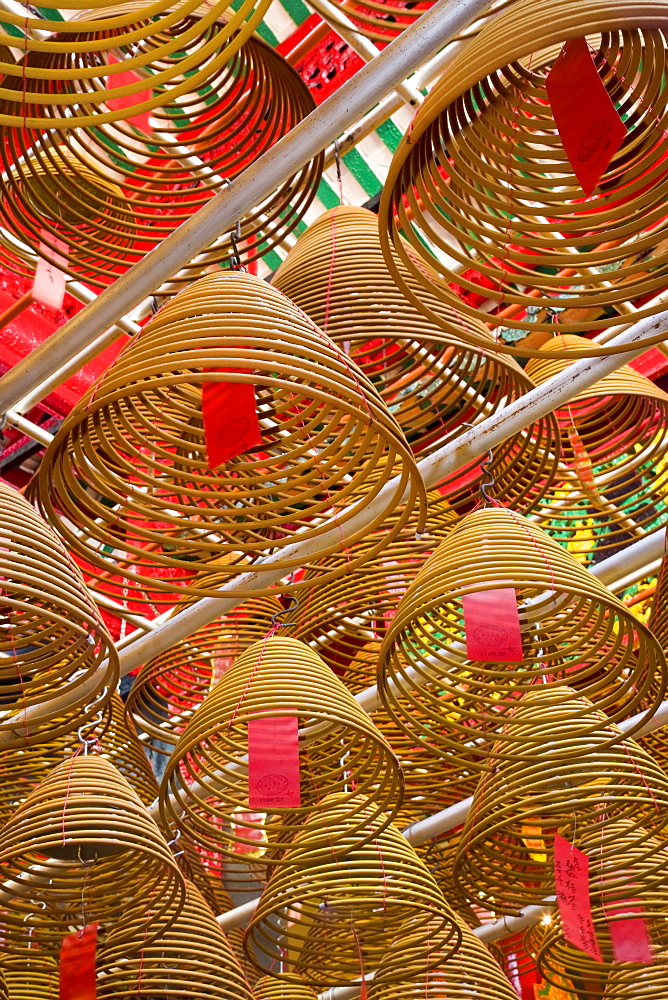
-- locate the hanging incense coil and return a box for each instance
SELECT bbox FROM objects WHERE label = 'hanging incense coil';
[417,831,481,927]
[537,821,668,995]
[453,686,668,914]
[126,595,281,754]
[160,635,403,867]
[0,26,321,288]
[99,691,159,806]
[378,506,667,770]
[322,0,513,44]
[604,958,668,998]
[648,547,668,653]
[379,0,668,359]
[524,335,668,554]
[272,208,560,510]
[245,795,461,986]
[0,752,185,954]
[97,880,255,999]
[254,976,318,1000]
[368,914,519,1000]
[34,270,425,607]
[0,0,270,130]
[1,956,56,999]
[0,481,117,748]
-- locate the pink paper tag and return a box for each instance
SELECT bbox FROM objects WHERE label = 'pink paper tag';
[554,833,602,962]
[546,37,626,196]
[248,716,301,810]
[608,905,653,964]
[34,234,68,310]
[462,588,523,662]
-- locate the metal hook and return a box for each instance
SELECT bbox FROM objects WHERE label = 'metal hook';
[462,422,496,505]
[77,845,98,867]
[271,595,300,628]
[230,220,243,270]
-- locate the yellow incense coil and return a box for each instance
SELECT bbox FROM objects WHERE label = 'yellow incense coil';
[379,0,668,359]
[33,270,426,607]
[378,506,667,769]
[320,0,513,44]
[0,481,117,748]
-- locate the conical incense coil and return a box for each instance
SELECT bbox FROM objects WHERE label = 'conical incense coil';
[272,206,558,466]
[1,955,56,999]
[379,0,668,358]
[244,796,461,987]
[254,976,319,1000]
[648,547,668,654]
[320,0,513,44]
[0,753,185,953]
[0,692,155,828]
[272,208,560,511]
[378,506,667,769]
[367,914,519,999]
[160,636,403,865]
[524,335,668,554]
[0,0,270,129]
[34,270,426,608]
[453,687,668,915]
[421,832,482,928]
[0,481,118,748]
[537,822,668,995]
[126,595,281,753]
[97,880,255,999]
[0,28,321,288]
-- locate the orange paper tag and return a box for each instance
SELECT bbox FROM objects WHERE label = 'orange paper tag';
[59,922,98,1000]
[546,38,626,196]
[34,234,68,310]
[554,834,602,962]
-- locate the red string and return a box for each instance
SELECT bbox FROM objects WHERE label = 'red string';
[323,209,337,337]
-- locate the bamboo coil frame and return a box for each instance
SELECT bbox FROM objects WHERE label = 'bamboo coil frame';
[379,0,668,360]
[537,822,668,995]
[160,635,403,866]
[126,595,281,753]
[0,481,118,748]
[244,795,462,987]
[0,0,270,129]
[254,975,319,1000]
[97,880,255,999]
[34,270,426,606]
[272,208,561,509]
[525,335,668,553]
[378,506,667,769]
[0,26,321,287]
[453,686,668,915]
[367,914,519,1000]
[0,752,185,953]
[1,956,56,999]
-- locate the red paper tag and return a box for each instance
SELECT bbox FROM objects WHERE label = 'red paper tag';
[105,55,152,131]
[248,716,301,810]
[231,811,266,856]
[462,588,523,662]
[546,38,626,196]
[554,834,602,962]
[202,372,262,470]
[59,922,98,1000]
[34,234,68,310]
[608,905,653,964]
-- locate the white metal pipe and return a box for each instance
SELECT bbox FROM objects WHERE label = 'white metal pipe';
[0,0,495,415]
[4,409,54,447]
[116,308,668,676]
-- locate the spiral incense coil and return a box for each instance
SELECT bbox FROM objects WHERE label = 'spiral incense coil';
[0,0,270,129]
[98,880,255,999]
[1,956,57,999]
[322,0,513,44]
[604,958,668,998]
[0,752,185,953]
[378,506,667,769]
[537,822,668,995]
[160,636,403,865]
[99,691,159,806]
[452,686,668,914]
[368,914,519,1000]
[271,208,561,510]
[379,0,668,360]
[0,481,118,748]
[34,271,425,607]
[0,27,321,288]
[417,831,481,927]
[524,335,668,554]
[126,595,281,753]
[254,976,318,1000]
[648,547,668,653]
[245,796,461,986]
